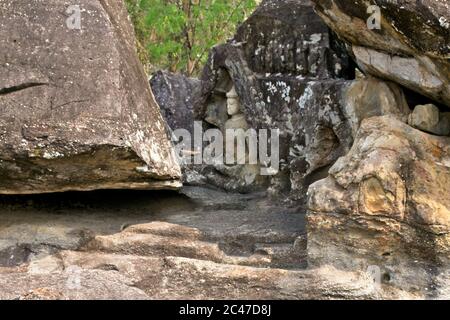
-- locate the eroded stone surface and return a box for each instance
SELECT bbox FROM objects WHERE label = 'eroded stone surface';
[0,0,181,194]
[150,70,204,135]
[0,187,421,300]
[311,0,450,107]
[232,0,354,79]
[307,116,450,297]
[191,0,416,197]
[408,104,450,136]
[290,77,410,200]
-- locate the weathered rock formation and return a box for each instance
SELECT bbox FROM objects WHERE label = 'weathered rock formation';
[150,71,204,135]
[197,0,355,122]
[151,0,430,202]
[311,0,450,107]
[306,0,450,297]
[188,0,420,197]
[0,0,181,194]
[0,188,419,300]
[147,0,450,298]
[289,78,410,199]
[308,116,450,296]
[0,0,448,300]
[189,0,356,193]
[408,104,450,136]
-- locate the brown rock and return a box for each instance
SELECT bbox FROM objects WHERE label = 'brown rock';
[307,115,450,296]
[311,0,450,107]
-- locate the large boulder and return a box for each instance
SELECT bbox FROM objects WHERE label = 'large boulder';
[232,0,354,79]
[0,0,181,193]
[307,116,450,296]
[408,104,450,136]
[198,0,355,120]
[311,0,450,107]
[192,0,356,193]
[189,0,417,196]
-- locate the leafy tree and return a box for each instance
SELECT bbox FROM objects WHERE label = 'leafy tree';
[125,0,258,76]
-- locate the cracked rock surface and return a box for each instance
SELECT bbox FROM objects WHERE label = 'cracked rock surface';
[0,0,181,194]
[0,187,419,300]
[311,0,450,107]
[307,116,450,297]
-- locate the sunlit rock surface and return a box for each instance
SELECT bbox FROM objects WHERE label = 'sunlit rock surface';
[308,116,450,297]
[311,0,450,107]
[0,0,181,194]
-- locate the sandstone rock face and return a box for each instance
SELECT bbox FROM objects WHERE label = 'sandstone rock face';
[290,78,410,199]
[0,0,181,194]
[311,0,450,107]
[0,188,420,299]
[305,1,450,296]
[408,104,450,136]
[307,116,450,296]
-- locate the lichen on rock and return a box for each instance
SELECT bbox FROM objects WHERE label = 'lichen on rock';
[0,0,181,194]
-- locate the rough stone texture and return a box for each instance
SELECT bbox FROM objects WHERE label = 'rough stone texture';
[191,0,357,194]
[0,0,181,194]
[307,116,450,297]
[150,70,204,134]
[289,77,410,200]
[311,0,450,107]
[196,60,409,196]
[197,0,354,120]
[0,269,149,300]
[232,0,354,79]
[0,253,418,300]
[0,187,305,270]
[0,188,421,299]
[408,104,450,136]
[195,74,411,197]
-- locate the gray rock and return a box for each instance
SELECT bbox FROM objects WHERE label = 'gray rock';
[193,1,417,198]
[194,0,354,194]
[0,270,149,300]
[0,0,181,194]
[0,187,427,299]
[232,0,354,79]
[290,77,410,200]
[204,96,229,129]
[197,0,355,120]
[150,70,204,134]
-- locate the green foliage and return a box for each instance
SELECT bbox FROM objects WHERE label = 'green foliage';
[125,0,258,76]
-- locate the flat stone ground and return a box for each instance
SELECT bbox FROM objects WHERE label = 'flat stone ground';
[0,187,416,299]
